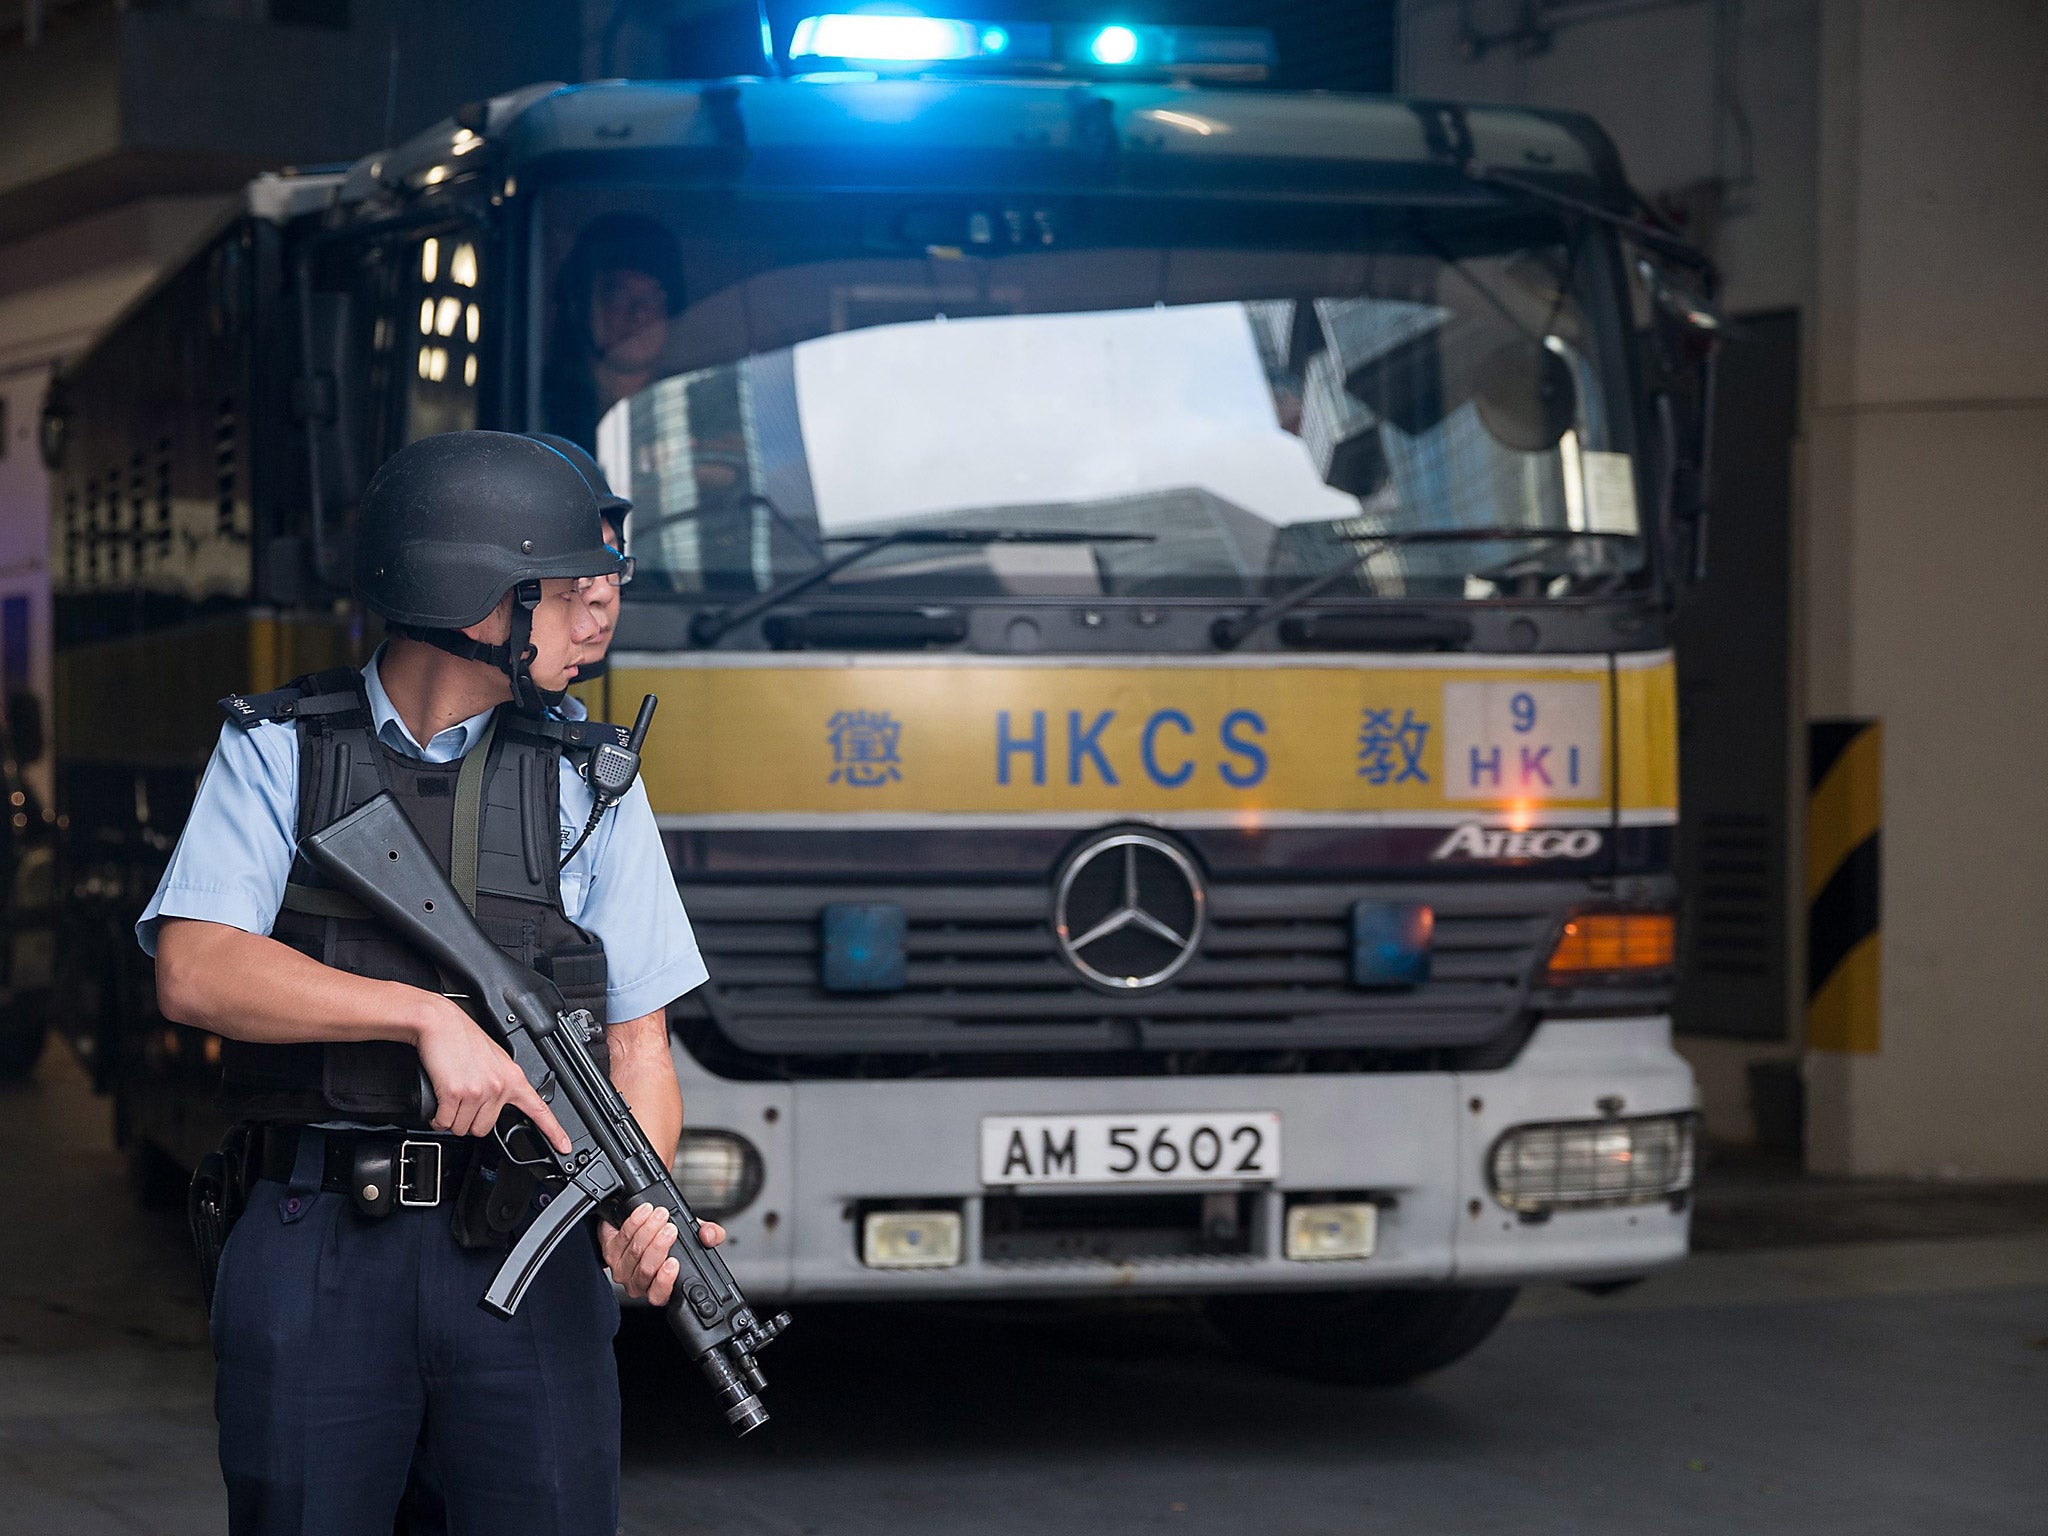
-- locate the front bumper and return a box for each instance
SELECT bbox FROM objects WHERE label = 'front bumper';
[671,1015,1694,1303]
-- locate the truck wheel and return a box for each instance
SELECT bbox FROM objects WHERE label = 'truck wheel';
[0,1017,48,1080]
[1207,1286,1519,1387]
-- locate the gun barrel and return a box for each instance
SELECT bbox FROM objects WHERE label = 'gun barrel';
[701,1347,769,1433]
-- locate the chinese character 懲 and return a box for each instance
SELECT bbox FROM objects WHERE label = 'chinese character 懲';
[827,710,904,788]
[1358,707,1430,785]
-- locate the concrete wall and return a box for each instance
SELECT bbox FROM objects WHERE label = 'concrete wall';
[1401,0,1819,314]
[1403,0,2048,1177]
[1802,0,2048,1178]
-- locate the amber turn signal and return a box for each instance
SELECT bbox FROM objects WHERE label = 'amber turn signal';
[1544,910,1676,979]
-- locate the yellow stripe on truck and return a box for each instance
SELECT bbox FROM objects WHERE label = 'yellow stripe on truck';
[1614,649,1679,819]
[607,650,1678,822]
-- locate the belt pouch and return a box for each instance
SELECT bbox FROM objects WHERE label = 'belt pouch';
[189,1126,255,1317]
[350,1140,397,1218]
[448,1150,540,1249]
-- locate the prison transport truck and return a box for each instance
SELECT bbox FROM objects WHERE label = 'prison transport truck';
[44,17,1719,1383]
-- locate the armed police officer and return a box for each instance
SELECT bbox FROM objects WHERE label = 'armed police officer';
[141,431,716,1536]
[532,433,630,682]
[388,430,640,1536]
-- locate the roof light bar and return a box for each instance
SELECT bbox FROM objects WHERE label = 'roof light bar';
[786,14,1275,81]
[1087,24,1139,65]
[789,12,984,62]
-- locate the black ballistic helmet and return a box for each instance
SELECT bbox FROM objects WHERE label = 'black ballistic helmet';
[531,432,631,537]
[355,431,624,709]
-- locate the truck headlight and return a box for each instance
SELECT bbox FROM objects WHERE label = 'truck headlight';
[1487,1113,1695,1213]
[1283,1201,1379,1261]
[672,1130,764,1219]
[861,1209,963,1269]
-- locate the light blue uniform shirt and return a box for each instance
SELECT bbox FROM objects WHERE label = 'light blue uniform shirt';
[136,651,707,1024]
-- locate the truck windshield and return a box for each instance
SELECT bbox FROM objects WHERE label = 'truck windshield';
[539,201,1642,604]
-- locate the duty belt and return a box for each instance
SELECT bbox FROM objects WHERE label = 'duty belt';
[254,1125,470,1213]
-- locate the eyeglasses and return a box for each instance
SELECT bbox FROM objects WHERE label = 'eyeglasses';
[572,556,635,593]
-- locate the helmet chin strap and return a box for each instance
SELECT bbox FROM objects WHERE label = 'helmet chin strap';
[403,582,564,713]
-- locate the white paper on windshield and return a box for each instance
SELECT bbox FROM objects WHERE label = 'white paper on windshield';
[1580,450,1640,535]
[790,304,1359,535]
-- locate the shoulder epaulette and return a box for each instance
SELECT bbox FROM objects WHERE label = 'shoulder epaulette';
[218,669,366,730]
[219,684,305,730]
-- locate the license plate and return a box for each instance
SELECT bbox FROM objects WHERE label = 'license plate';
[981,1112,1281,1187]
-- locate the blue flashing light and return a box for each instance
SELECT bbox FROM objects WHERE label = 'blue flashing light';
[790,13,981,62]
[784,14,1272,79]
[1088,23,1140,65]
[1350,900,1434,989]
[821,903,908,993]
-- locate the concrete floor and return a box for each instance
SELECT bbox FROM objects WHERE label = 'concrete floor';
[4,1044,2045,1536]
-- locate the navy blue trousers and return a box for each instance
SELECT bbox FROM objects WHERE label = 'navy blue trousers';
[211,1171,620,1536]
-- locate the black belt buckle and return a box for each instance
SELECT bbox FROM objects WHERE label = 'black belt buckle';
[399,1139,444,1207]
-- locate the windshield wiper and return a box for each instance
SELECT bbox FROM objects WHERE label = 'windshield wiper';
[1210,527,1635,651]
[632,492,825,560]
[687,528,1154,646]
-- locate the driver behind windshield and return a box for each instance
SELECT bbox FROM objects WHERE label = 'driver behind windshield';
[542,212,686,448]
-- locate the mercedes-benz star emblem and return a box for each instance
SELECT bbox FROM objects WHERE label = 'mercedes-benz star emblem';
[1053,831,1205,991]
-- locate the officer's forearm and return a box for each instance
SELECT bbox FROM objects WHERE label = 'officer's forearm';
[154,916,446,1048]
[606,1009,683,1165]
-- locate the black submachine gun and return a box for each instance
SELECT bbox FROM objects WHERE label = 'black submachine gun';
[303,793,790,1434]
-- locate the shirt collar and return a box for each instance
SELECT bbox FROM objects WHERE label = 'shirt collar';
[362,647,498,765]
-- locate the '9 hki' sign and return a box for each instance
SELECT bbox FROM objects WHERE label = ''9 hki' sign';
[1441,682,1604,800]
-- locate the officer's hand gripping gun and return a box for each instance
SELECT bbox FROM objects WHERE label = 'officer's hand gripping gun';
[302,792,791,1434]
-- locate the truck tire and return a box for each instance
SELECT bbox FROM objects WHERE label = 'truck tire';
[1207,1286,1519,1387]
[0,1016,47,1080]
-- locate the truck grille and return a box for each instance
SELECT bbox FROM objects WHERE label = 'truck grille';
[676,879,1575,1060]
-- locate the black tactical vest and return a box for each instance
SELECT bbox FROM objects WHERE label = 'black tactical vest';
[215,668,630,1125]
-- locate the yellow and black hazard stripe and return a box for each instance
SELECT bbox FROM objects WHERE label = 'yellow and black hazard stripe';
[1806,718,1880,1052]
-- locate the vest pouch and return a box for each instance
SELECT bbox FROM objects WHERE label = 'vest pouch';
[220,1038,338,1124]
[537,941,611,1078]
[537,941,608,1015]
[322,1039,430,1122]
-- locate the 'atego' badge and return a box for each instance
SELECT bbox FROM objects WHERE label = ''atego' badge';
[1430,824,1603,861]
